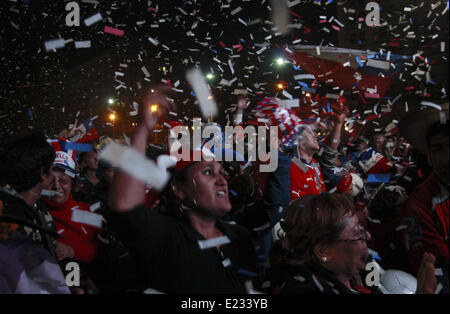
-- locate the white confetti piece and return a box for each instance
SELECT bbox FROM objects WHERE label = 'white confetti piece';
[231,7,242,15]
[395,225,408,231]
[325,93,340,100]
[312,274,324,292]
[41,189,63,197]
[44,39,66,52]
[256,46,267,55]
[71,209,103,228]
[237,17,247,26]
[287,0,301,8]
[222,258,231,267]
[141,66,150,77]
[143,288,165,294]
[293,275,306,282]
[90,202,101,212]
[185,68,218,118]
[294,74,315,80]
[198,236,230,249]
[84,13,102,26]
[271,0,289,34]
[99,142,170,191]
[148,37,159,46]
[366,59,391,70]
[282,90,293,99]
[228,59,235,75]
[74,41,91,48]
[420,101,442,110]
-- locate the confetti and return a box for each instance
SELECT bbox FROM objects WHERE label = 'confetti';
[197,236,230,249]
[104,26,125,37]
[185,68,218,118]
[99,142,170,191]
[71,209,103,228]
[74,41,91,49]
[231,7,242,15]
[84,13,102,26]
[44,39,66,52]
[41,189,63,197]
[89,202,101,212]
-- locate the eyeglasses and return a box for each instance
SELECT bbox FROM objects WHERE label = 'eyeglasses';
[336,227,368,243]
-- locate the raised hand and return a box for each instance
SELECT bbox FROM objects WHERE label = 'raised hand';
[138,85,176,133]
[416,252,438,294]
[236,95,250,111]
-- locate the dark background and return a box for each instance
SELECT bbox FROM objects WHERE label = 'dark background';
[0,0,448,142]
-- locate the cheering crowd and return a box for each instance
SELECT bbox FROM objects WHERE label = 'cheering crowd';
[0,86,448,295]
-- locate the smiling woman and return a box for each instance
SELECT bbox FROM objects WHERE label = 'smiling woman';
[269,193,439,294]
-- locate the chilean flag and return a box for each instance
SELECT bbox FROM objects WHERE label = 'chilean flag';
[285,45,411,99]
[76,116,99,143]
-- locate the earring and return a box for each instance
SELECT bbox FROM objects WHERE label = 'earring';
[322,256,328,262]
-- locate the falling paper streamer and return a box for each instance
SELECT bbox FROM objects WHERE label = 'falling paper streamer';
[230,7,242,15]
[222,258,231,267]
[420,101,442,111]
[143,288,166,294]
[186,68,218,118]
[366,59,391,70]
[44,39,66,51]
[141,66,150,77]
[41,189,63,197]
[104,26,125,36]
[98,142,170,191]
[271,0,290,34]
[71,209,103,228]
[197,236,230,249]
[74,41,91,48]
[294,74,315,80]
[278,99,299,108]
[84,13,102,26]
[148,37,159,46]
[90,202,101,212]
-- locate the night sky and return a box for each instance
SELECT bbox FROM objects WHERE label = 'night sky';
[0,0,448,142]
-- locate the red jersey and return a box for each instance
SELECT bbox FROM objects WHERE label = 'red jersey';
[290,156,325,200]
[42,195,103,264]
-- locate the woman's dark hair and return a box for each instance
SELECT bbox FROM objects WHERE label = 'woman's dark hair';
[153,165,191,218]
[0,132,55,193]
[274,193,356,266]
[227,174,258,206]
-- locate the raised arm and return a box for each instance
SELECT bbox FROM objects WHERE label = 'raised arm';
[109,86,174,213]
[326,108,347,151]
